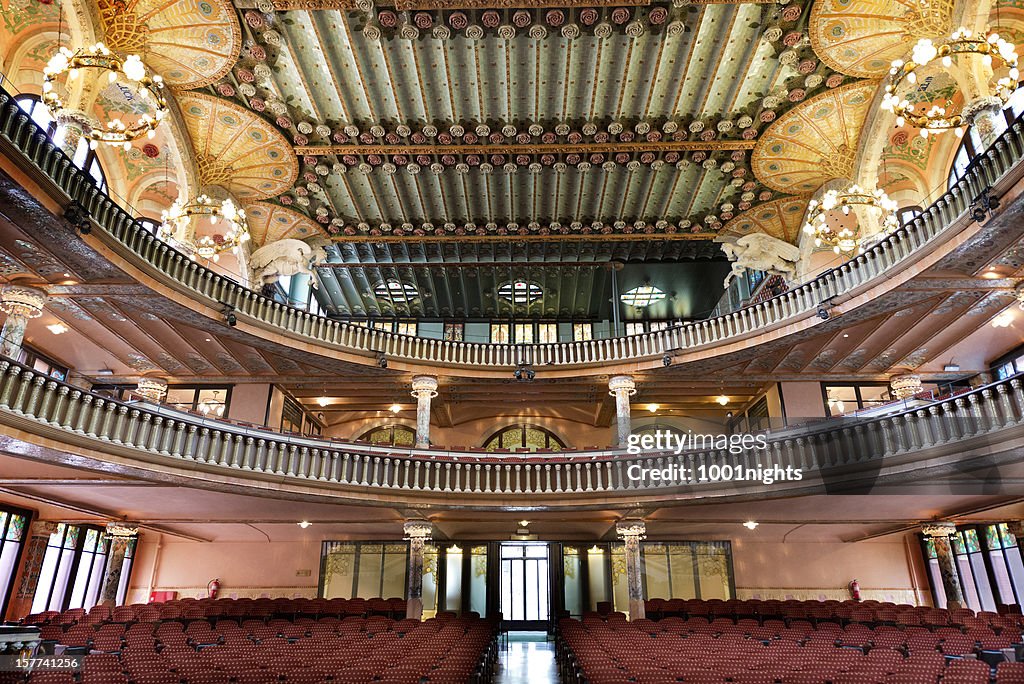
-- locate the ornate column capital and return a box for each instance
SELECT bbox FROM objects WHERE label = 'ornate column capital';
[615,520,647,541]
[105,522,139,538]
[410,375,439,398]
[921,521,958,538]
[403,520,432,540]
[1006,521,1024,538]
[29,521,58,538]
[0,285,47,319]
[608,375,637,397]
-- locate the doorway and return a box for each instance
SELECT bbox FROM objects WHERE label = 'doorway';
[499,542,551,630]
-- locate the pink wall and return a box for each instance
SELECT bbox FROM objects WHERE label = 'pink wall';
[779,382,827,421]
[227,384,272,426]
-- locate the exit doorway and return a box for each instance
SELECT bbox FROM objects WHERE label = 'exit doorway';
[499,542,551,630]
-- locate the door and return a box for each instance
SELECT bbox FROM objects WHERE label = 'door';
[500,542,551,630]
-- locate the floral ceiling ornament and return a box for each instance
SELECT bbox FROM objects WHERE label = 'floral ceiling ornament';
[882,28,1019,137]
[803,185,899,255]
[42,43,167,150]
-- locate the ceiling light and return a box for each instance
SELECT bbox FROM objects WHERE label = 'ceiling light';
[297,521,312,528]
[842,333,849,338]
[389,403,402,413]
[992,311,1014,328]
[62,273,70,278]
[519,520,530,527]
[317,396,330,407]
[743,521,759,530]
[803,185,899,255]
[944,363,961,372]
[46,323,68,335]
[161,195,250,263]
[717,395,729,406]
[646,403,659,413]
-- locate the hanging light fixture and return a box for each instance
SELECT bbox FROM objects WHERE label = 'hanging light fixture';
[882,28,1019,137]
[198,391,226,417]
[160,195,250,262]
[803,185,899,255]
[42,43,167,150]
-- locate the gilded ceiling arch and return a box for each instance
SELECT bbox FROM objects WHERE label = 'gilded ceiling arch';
[718,196,810,246]
[175,92,298,202]
[751,80,879,196]
[809,0,955,79]
[95,0,241,89]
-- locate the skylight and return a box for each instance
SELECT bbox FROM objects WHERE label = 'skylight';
[375,280,418,303]
[620,285,666,307]
[499,280,542,304]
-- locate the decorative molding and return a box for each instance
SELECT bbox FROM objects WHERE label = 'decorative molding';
[270,0,779,9]
[921,521,958,537]
[326,232,718,243]
[297,141,757,157]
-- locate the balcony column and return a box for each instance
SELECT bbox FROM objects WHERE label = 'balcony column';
[616,520,646,620]
[99,524,138,605]
[404,521,432,620]
[965,96,1005,149]
[0,285,47,359]
[7,521,57,619]
[608,375,637,447]
[410,376,438,448]
[923,522,965,610]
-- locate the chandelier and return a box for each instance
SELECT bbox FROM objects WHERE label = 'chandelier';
[160,195,250,262]
[803,185,899,255]
[42,43,167,150]
[882,28,1019,136]
[890,373,923,400]
[198,391,226,417]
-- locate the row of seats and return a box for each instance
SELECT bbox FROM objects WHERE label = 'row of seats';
[638,599,1024,631]
[557,615,1024,684]
[23,598,408,626]
[11,612,498,684]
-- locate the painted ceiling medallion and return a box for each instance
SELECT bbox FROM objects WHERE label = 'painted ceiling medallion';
[751,81,877,195]
[176,92,298,201]
[96,0,241,89]
[809,0,954,78]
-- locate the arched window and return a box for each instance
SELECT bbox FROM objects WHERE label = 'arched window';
[359,424,415,447]
[482,424,566,451]
[14,94,107,192]
[947,89,1024,188]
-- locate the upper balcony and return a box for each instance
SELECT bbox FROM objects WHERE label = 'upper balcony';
[3,87,1024,378]
[0,353,1022,511]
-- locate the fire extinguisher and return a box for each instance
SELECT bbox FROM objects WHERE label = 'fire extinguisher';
[848,579,861,602]
[207,578,220,599]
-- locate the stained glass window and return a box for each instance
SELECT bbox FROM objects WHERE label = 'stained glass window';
[0,507,29,617]
[572,323,593,341]
[620,285,666,307]
[360,424,416,447]
[444,323,464,341]
[483,425,566,452]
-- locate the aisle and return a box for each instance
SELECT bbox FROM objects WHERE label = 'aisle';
[495,631,558,683]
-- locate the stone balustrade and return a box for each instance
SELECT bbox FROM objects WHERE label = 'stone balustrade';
[1,86,1022,370]
[0,358,1021,506]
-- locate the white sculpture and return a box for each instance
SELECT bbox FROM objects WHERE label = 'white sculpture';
[249,239,327,287]
[718,232,801,288]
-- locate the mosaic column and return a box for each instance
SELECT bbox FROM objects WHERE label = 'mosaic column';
[608,375,637,447]
[404,521,432,620]
[99,524,138,606]
[0,285,47,359]
[410,376,438,448]
[965,96,1005,149]
[8,521,57,619]
[923,522,965,610]
[616,520,646,620]
[53,111,87,158]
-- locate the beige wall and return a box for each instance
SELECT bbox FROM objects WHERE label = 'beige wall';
[227,384,272,426]
[129,532,931,607]
[731,535,930,605]
[779,382,827,422]
[128,536,321,604]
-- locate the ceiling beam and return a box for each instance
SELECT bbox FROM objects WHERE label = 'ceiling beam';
[329,233,718,243]
[268,0,774,8]
[297,140,756,157]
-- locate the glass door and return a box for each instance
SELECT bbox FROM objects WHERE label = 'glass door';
[500,542,550,629]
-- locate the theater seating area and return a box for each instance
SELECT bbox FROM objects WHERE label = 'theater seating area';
[12,598,498,684]
[557,600,1024,684]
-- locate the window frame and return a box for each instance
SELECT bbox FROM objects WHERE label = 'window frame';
[163,385,233,416]
[0,505,31,618]
[820,382,893,417]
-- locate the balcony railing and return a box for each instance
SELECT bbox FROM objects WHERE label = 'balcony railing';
[1,86,1022,369]
[1,357,1022,506]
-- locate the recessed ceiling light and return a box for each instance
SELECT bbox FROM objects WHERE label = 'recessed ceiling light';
[297,521,312,528]
[717,395,729,406]
[390,403,402,413]
[743,521,759,530]
[46,323,68,335]
[62,273,71,278]
[842,333,849,338]
[647,403,659,413]
[317,396,330,407]
[519,520,530,527]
